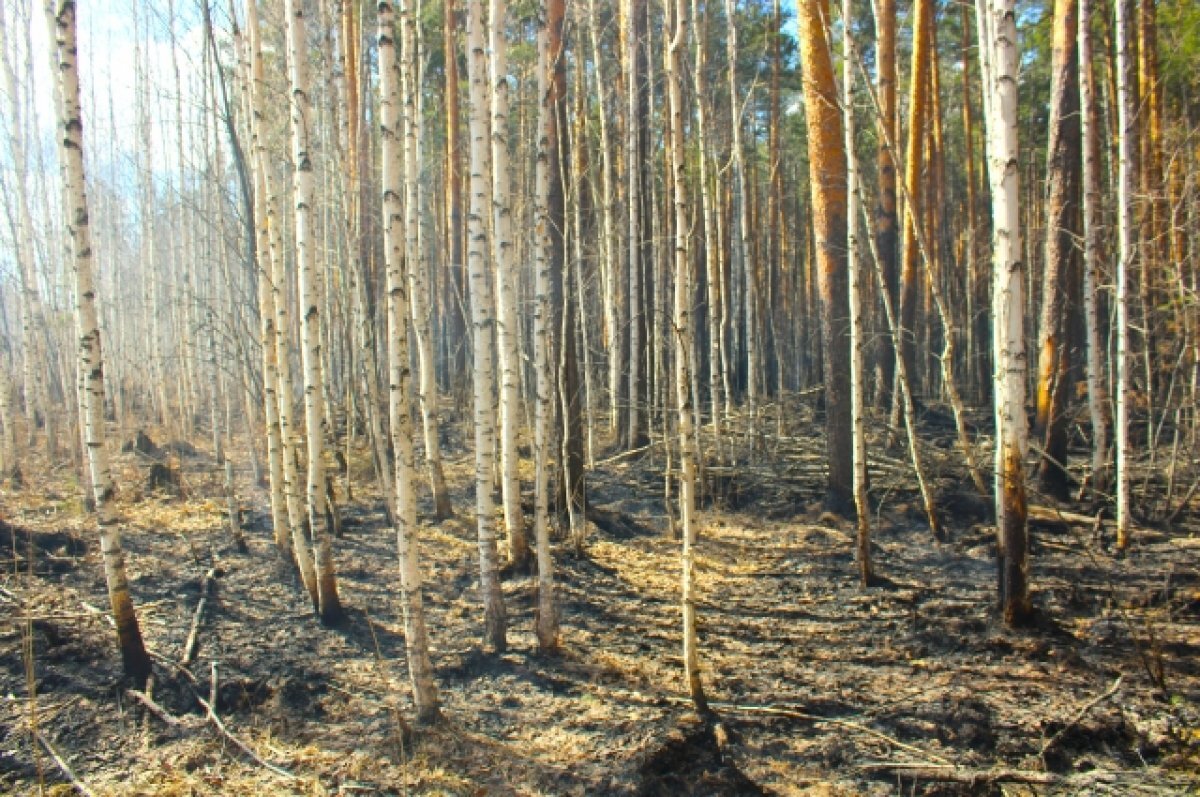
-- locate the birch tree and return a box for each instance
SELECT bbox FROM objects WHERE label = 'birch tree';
[380,0,441,722]
[285,0,343,625]
[50,0,152,685]
[844,0,872,586]
[1114,0,1135,551]
[666,0,707,715]
[466,0,507,651]
[246,0,317,601]
[1078,0,1111,497]
[977,0,1032,623]
[488,0,528,569]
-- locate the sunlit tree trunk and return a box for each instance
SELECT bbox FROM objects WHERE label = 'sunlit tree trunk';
[380,0,441,721]
[487,0,527,569]
[844,0,872,586]
[797,0,853,513]
[285,0,343,625]
[690,0,721,444]
[1078,0,1112,497]
[234,4,287,561]
[50,0,152,686]
[1114,0,1135,551]
[1035,0,1082,501]
[533,7,559,652]
[896,0,934,415]
[978,0,1031,624]
[665,0,707,716]
[466,0,507,651]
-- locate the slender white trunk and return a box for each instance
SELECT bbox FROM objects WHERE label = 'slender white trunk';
[237,13,290,560]
[50,0,151,684]
[247,0,316,600]
[1078,0,1110,498]
[380,0,441,721]
[979,0,1030,622]
[1114,0,1134,550]
[666,0,707,715]
[487,0,527,568]
[844,0,872,585]
[285,0,343,624]
[533,11,558,651]
[467,0,507,651]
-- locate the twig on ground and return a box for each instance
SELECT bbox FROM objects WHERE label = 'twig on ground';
[858,762,1059,786]
[35,729,96,797]
[181,566,217,667]
[1038,676,1123,762]
[194,692,298,781]
[125,689,198,729]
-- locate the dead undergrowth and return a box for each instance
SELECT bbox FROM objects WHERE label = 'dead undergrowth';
[1,403,1199,795]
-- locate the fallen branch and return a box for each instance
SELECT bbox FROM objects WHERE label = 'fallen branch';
[194,691,298,781]
[1027,504,1103,528]
[125,689,200,730]
[660,696,951,765]
[182,567,217,667]
[1039,676,1123,761]
[129,682,298,782]
[859,762,1059,786]
[35,730,96,797]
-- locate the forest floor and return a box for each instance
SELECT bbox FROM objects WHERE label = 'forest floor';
[2,401,1199,796]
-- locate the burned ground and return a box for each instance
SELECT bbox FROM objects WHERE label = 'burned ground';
[1,408,1198,795]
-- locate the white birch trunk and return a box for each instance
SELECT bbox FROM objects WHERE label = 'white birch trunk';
[50,0,151,684]
[979,0,1031,622]
[236,13,290,560]
[1078,0,1111,498]
[487,0,528,569]
[380,0,441,721]
[667,0,707,715]
[689,0,722,445]
[247,0,316,601]
[1114,0,1134,550]
[467,0,507,651]
[285,0,343,624]
[844,0,872,585]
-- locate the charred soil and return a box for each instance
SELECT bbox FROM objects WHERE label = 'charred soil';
[1,409,1199,796]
